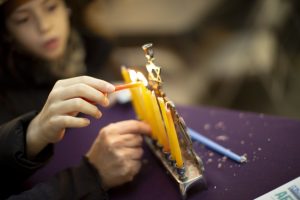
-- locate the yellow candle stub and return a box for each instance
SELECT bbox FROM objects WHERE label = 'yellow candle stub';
[158,98,183,164]
[152,95,170,151]
[121,66,131,83]
[121,67,143,120]
[141,86,158,140]
[165,104,184,168]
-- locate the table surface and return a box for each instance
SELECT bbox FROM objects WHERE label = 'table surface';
[28,104,300,200]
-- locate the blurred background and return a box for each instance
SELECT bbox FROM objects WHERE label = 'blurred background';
[77,0,300,119]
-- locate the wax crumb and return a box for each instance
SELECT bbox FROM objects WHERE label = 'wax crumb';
[248,133,253,138]
[216,135,229,141]
[230,165,233,168]
[222,156,227,162]
[214,186,217,189]
[233,173,237,176]
[206,158,213,164]
[258,147,262,151]
[217,163,222,168]
[267,138,271,142]
[204,123,211,131]
[240,140,245,145]
[215,121,225,130]
[208,152,214,157]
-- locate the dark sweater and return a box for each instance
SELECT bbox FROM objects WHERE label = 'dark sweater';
[0,112,108,199]
[0,32,117,124]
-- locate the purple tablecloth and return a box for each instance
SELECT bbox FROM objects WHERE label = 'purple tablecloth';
[28,104,300,199]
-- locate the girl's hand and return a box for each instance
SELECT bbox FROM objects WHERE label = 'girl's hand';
[26,76,115,159]
[86,120,151,189]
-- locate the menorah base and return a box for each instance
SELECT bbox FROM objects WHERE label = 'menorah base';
[145,136,206,199]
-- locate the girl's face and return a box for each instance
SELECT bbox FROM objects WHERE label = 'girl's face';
[5,0,70,61]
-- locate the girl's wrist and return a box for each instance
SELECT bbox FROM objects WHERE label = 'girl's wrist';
[26,115,49,160]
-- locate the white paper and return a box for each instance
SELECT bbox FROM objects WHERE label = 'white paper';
[255,177,300,200]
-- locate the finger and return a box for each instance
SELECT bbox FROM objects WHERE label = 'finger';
[54,83,109,107]
[97,133,142,152]
[51,115,90,129]
[119,134,143,148]
[109,120,151,136]
[54,76,115,93]
[118,147,143,160]
[54,98,102,119]
[68,111,79,117]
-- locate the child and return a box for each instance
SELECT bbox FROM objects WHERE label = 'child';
[0,0,151,198]
[0,0,117,123]
[0,77,152,199]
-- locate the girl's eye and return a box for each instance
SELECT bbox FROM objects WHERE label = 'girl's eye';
[14,17,29,25]
[46,2,59,12]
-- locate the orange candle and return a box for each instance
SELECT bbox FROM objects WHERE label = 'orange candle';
[115,82,143,91]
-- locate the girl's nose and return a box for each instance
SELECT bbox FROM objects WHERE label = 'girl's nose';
[35,12,52,33]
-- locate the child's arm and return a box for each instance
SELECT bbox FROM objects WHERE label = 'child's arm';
[1,120,150,199]
[26,76,115,159]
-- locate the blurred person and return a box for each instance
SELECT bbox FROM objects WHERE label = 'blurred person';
[0,0,152,198]
[0,76,151,199]
[0,0,119,123]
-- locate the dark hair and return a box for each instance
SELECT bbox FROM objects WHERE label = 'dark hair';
[0,6,10,77]
[1,0,40,84]
[0,5,28,85]
[64,0,94,30]
[0,3,7,43]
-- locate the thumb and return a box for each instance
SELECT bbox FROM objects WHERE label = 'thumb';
[113,120,152,136]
